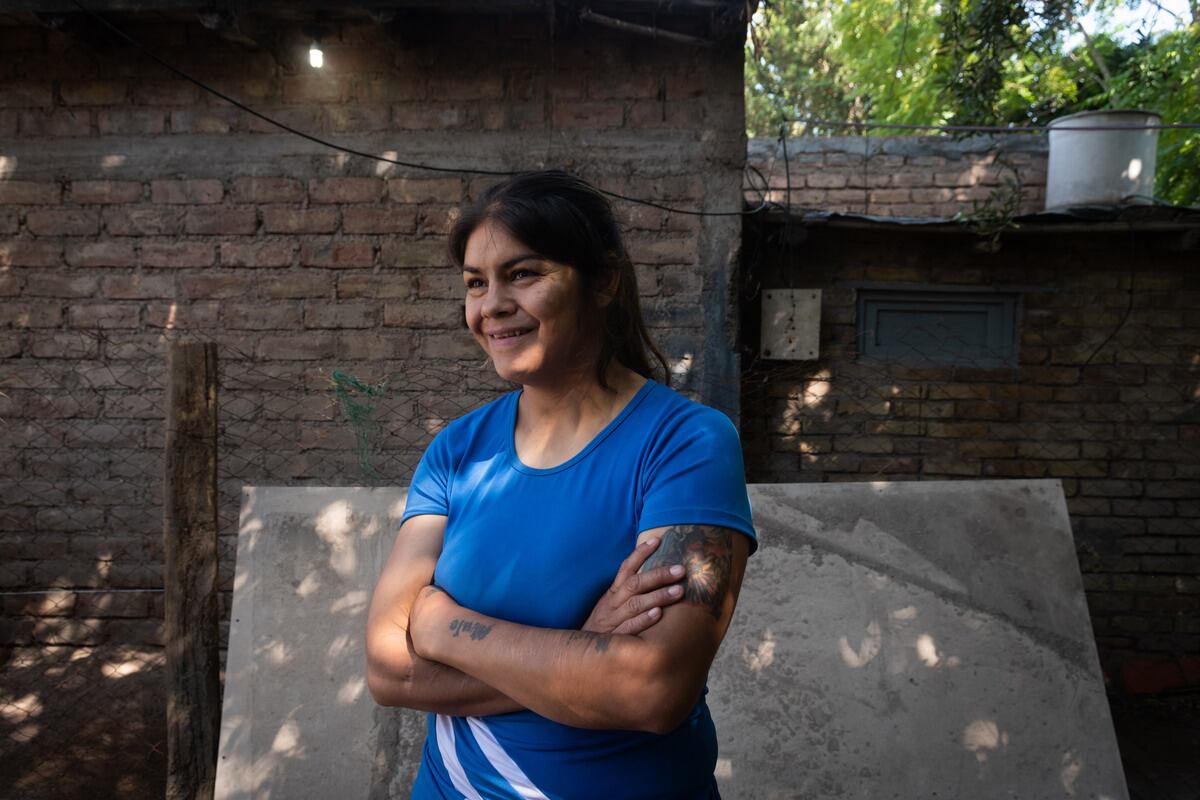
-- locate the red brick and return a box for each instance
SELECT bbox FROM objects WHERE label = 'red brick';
[551,101,623,129]
[64,242,136,268]
[280,75,348,104]
[256,334,335,360]
[59,81,126,105]
[245,106,323,134]
[300,240,374,268]
[0,82,53,107]
[131,81,199,105]
[0,180,60,204]
[169,109,237,134]
[69,181,143,204]
[219,240,295,268]
[628,237,698,266]
[141,242,214,268]
[441,74,506,100]
[337,273,416,299]
[222,303,301,330]
[328,105,391,132]
[101,273,174,299]
[28,333,99,359]
[588,73,660,100]
[26,209,99,236]
[379,238,450,268]
[933,169,976,187]
[180,273,255,299]
[418,206,458,235]
[0,273,21,296]
[807,172,849,189]
[383,300,463,329]
[97,110,165,135]
[419,330,480,360]
[18,109,91,137]
[231,177,304,203]
[183,207,258,235]
[335,332,414,360]
[0,241,61,267]
[150,179,223,204]
[342,207,418,234]
[67,304,140,329]
[0,303,64,328]
[391,103,477,130]
[102,206,184,236]
[262,207,339,234]
[357,75,427,103]
[386,178,462,204]
[308,177,384,204]
[869,189,913,204]
[259,272,331,298]
[145,301,220,329]
[303,302,379,329]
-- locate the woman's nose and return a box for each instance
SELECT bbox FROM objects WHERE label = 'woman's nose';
[481,279,515,317]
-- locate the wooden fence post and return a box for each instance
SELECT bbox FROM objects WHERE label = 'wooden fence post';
[164,341,220,800]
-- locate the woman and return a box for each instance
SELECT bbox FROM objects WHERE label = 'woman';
[365,169,757,800]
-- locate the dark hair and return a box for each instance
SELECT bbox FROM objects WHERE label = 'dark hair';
[447,169,670,392]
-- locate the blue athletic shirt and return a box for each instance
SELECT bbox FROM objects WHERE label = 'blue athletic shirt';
[399,377,758,800]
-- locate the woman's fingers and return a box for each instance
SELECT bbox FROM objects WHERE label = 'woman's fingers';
[624,582,685,619]
[610,606,661,636]
[609,536,662,596]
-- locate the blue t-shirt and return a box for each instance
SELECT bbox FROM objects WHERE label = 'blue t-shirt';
[399,377,757,800]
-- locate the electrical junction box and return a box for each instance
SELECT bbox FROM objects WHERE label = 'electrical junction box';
[761,289,821,360]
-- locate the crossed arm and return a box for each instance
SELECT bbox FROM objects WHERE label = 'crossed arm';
[365,516,750,733]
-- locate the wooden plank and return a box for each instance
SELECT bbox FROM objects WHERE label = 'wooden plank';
[164,341,220,800]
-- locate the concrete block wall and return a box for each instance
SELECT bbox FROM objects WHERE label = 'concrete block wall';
[0,15,745,653]
[739,219,1200,687]
[744,135,1049,218]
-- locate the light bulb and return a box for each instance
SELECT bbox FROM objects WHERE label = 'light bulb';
[308,42,324,69]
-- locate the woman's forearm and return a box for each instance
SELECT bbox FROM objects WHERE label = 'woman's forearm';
[367,625,525,716]
[412,594,689,733]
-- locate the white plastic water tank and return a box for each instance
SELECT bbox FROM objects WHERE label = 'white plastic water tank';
[1045,109,1161,209]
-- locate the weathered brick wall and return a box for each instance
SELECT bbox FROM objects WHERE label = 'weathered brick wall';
[745,135,1048,218]
[739,218,1200,687]
[0,14,746,793]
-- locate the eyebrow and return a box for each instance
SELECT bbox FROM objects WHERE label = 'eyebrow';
[462,254,543,274]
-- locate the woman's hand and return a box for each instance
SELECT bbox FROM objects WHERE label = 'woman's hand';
[580,536,687,636]
[409,584,456,661]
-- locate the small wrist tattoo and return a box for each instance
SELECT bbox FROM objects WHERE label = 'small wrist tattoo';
[448,618,493,641]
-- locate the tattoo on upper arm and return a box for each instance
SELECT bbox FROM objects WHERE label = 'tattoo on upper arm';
[448,618,493,640]
[638,524,733,620]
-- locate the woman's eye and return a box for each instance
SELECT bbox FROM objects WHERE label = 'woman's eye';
[465,278,483,289]
[512,269,533,279]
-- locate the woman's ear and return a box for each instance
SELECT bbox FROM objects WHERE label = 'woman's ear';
[595,266,621,309]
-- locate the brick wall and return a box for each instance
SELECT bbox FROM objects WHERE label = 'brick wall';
[739,216,1200,688]
[0,13,746,795]
[745,135,1049,218]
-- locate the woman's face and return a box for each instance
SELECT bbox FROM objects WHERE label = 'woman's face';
[462,218,599,387]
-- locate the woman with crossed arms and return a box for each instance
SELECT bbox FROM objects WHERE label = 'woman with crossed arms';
[365,169,758,800]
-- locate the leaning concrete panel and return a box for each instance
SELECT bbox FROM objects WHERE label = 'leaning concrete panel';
[214,487,426,800]
[709,479,1127,799]
[218,480,1127,800]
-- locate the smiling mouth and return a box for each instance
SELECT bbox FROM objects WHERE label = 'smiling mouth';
[489,329,534,340]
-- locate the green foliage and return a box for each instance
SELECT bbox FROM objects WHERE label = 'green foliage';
[746,0,1200,205]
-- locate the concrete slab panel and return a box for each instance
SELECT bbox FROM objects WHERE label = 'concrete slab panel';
[217,479,1127,800]
[214,487,426,800]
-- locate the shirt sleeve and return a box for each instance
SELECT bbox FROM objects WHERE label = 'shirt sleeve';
[400,426,454,526]
[636,405,758,556]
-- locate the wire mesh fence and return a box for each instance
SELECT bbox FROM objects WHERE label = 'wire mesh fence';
[1,308,1197,798]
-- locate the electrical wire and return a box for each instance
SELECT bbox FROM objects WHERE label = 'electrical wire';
[785,116,1200,133]
[67,0,770,218]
